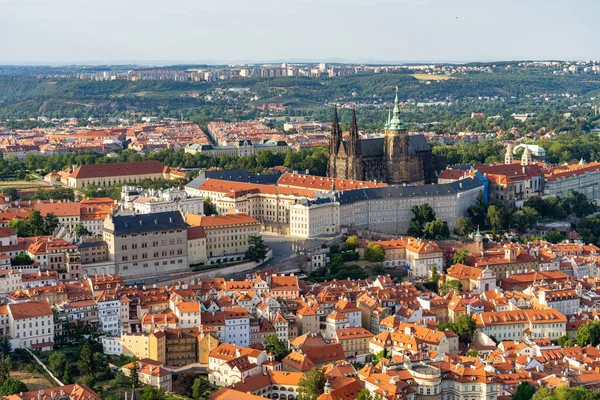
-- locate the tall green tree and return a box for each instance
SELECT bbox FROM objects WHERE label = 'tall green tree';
[129,358,139,388]
[77,342,94,377]
[245,235,268,262]
[297,367,326,400]
[513,381,536,400]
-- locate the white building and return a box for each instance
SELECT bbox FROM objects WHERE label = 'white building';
[97,294,122,336]
[101,336,123,355]
[121,186,204,216]
[0,270,21,296]
[7,301,54,351]
[208,343,268,386]
[289,198,340,238]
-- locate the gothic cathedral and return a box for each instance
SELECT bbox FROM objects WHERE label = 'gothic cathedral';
[326,89,436,185]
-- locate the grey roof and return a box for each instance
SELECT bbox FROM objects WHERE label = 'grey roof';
[360,135,430,158]
[184,169,280,189]
[109,211,188,234]
[205,169,281,184]
[78,241,107,249]
[337,178,483,205]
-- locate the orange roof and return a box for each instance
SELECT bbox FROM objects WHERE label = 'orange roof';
[70,160,166,179]
[8,300,53,319]
[199,178,316,198]
[277,172,387,191]
[187,213,260,228]
[34,202,80,217]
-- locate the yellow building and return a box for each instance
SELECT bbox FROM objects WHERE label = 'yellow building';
[334,327,374,358]
[199,333,219,365]
[186,212,261,264]
[121,331,166,364]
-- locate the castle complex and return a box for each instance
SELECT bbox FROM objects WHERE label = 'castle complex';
[327,89,436,184]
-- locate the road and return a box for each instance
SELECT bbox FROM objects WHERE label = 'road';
[260,233,329,268]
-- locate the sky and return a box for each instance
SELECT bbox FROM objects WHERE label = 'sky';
[0,0,598,65]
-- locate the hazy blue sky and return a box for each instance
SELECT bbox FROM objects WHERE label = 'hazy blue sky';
[0,0,597,64]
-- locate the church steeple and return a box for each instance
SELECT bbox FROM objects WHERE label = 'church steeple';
[326,106,343,178]
[348,109,361,157]
[521,144,532,166]
[388,87,406,131]
[330,106,342,154]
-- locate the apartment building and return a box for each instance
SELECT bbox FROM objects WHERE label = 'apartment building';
[0,270,21,296]
[475,308,566,341]
[6,301,54,350]
[102,211,189,279]
[208,343,268,386]
[186,213,260,264]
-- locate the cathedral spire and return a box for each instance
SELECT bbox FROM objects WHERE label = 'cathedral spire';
[349,109,361,157]
[329,106,342,155]
[388,87,406,130]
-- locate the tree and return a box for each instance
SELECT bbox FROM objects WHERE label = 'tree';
[0,335,11,358]
[140,387,165,400]
[371,349,388,365]
[77,342,94,377]
[467,191,487,228]
[345,235,359,249]
[204,197,217,215]
[421,218,449,240]
[408,204,437,238]
[12,252,33,266]
[466,348,479,357]
[430,265,440,284]
[545,229,564,244]
[297,367,326,400]
[264,334,290,361]
[245,235,268,262]
[451,248,469,265]
[1,188,18,201]
[364,243,385,262]
[440,280,463,296]
[0,379,28,396]
[75,223,91,237]
[192,377,213,400]
[129,358,139,388]
[7,219,30,237]
[174,371,197,397]
[43,212,59,235]
[455,315,477,344]
[357,389,373,400]
[513,381,536,400]
[62,363,73,385]
[576,321,600,347]
[556,336,574,347]
[48,352,67,377]
[27,210,45,236]
[487,204,507,233]
[454,217,474,240]
[0,357,11,384]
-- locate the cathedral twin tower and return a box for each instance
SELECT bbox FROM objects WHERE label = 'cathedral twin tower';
[326,89,435,185]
